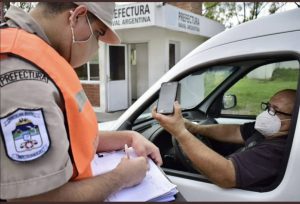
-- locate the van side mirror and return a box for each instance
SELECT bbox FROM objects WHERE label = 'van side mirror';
[222,94,237,110]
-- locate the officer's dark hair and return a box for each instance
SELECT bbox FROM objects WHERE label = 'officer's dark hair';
[37,2,76,14]
[36,2,96,22]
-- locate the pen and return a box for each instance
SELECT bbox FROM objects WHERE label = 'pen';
[97,153,104,158]
[125,144,130,159]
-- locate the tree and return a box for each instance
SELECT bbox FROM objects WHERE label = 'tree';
[2,1,35,14]
[202,2,293,28]
[1,1,36,22]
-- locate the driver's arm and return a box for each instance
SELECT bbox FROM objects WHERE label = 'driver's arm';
[184,119,244,144]
[174,128,237,188]
[152,102,238,188]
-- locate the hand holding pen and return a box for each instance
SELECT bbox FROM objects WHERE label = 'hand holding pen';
[125,144,130,159]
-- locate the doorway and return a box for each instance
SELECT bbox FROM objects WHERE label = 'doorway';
[169,41,180,69]
[130,43,149,104]
[106,45,128,112]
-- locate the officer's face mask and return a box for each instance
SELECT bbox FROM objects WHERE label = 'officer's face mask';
[254,110,291,137]
[69,15,98,68]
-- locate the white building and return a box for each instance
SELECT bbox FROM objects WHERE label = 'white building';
[77,2,225,112]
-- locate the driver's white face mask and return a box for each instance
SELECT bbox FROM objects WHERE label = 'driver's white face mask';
[69,15,98,68]
[254,110,290,137]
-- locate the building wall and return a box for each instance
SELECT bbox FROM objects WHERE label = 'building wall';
[167,2,202,15]
[87,2,221,110]
[135,43,149,98]
[247,60,299,80]
[82,84,100,107]
[116,26,207,87]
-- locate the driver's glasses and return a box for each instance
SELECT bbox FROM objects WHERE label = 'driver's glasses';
[261,102,292,116]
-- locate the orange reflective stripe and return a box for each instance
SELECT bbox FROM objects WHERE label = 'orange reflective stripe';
[0,28,98,180]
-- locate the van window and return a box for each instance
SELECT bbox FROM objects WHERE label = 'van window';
[135,66,235,122]
[221,60,299,116]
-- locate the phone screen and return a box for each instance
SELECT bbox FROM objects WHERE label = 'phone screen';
[157,82,179,114]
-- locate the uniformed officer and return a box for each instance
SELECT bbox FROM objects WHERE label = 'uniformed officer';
[0,2,162,201]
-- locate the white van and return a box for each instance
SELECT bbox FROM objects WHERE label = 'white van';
[100,8,300,201]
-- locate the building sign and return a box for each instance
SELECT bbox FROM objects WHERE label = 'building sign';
[164,4,201,35]
[177,11,200,33]
[113,3,155,29]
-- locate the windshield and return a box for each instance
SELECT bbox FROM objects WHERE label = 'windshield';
[136,66,235,122]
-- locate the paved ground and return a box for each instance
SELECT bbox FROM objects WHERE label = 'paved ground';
[95,110,126,122]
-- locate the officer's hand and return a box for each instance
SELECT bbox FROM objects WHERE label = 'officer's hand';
[114,156,148,189]
[130,131,163,166]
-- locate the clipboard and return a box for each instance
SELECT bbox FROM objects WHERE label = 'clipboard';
[91,148,178,202]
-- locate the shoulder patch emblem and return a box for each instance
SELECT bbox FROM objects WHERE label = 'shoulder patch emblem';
[0,109,51,162]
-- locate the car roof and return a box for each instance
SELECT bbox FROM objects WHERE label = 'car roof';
[187,8,300,57]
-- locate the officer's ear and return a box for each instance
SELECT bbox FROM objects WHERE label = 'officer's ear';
[69,5,88,27]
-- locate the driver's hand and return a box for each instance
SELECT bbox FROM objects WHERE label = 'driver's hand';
[152,101,188,140]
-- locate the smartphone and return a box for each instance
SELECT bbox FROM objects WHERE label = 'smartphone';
[157,82,179,115]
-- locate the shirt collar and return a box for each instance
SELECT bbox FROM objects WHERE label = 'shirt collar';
[4,6,50,44]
